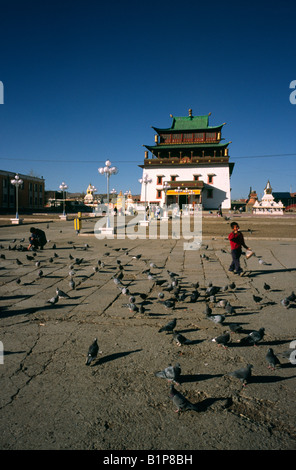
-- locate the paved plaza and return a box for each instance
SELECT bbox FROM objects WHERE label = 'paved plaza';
[0,215,295,450]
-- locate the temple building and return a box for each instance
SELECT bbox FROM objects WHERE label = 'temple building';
[252,180,284,215]
[139,109,234,210]
[84,183,97,205]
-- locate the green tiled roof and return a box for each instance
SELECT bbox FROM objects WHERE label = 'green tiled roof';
[144,142,230,151]
[152,114,224,133]
[173,115,209,130]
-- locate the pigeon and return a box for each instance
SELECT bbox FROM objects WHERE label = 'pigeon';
[125,302,139,313]
[278,345,296,365]
[253,294,263,304]
[16,258,23,265]
[132,254,141,260]
[47,294,59,305]
[113,277,123,286]
[155,363,181,385]
[167,270,178,278]
[229,364,253,386]
[172,331,192,346]
[158,299,176,310]
[69,279,76,290]
[158,318,177,334]
[189,290,200,303]
[16,277,21,284]
[229,282,236,290]
[207,313,225,324]
[240,327,265,346]
[37,269,43,278]
[121,287,130,296]
[266,348,281,370]
[203,303,212,315]
[205,285,219,297]
[287,291,296,303]
[217,299,227,308]
[85,338,100,366]
[225,302,235,315]
[212,332,230,348]
[281,298,290,309]
[158,292,165,299]
[26,255,34,261]
[56,287,70,299]
[229,323,243,333]
[263,282,271,291]
[169,385,199,413]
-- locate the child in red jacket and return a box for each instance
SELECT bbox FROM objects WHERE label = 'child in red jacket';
[228,222,251,276]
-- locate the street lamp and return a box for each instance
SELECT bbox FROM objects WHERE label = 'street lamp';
[59,182,68,216]
[138,173,152,222]
[10,173,23,220]
[98,160,118,228]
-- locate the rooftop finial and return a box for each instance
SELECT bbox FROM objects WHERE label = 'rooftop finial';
[188,108,192,117]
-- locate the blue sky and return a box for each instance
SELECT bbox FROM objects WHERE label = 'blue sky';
[0,0,295,200]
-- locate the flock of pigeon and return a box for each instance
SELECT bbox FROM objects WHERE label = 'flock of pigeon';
[1,236,295,414]
[81,244,296,414]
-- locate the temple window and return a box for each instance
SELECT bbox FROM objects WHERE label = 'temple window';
[156,175,163,185]
[160,134,171,144]
[207,189,213,198]
[193,132,204,142]
[171,133,181,143]
[183,133,193,142]
[156,190,162,199]
[206,132,216,142]
[170,175,177,182]
[207,174,215,184]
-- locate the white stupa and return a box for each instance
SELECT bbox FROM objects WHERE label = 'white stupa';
[252,180,284,215]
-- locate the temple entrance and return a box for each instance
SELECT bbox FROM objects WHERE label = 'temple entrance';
[179,195,187,209]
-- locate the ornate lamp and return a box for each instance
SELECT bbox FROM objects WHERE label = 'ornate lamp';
[98,160,118,228]
[10,174,23,220]
[59,182,68,216]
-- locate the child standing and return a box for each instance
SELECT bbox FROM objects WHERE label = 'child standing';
[228,222,251,276]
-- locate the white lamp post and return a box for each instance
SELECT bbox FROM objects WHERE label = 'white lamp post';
[138,173,152,223]
[10,174,23,222]
[59,182,68,216]
[98,160,118,229]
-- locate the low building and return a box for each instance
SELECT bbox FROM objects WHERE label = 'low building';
[0,170,45,214]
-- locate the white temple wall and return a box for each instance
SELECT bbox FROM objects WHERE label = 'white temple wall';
[139,164,232,209]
